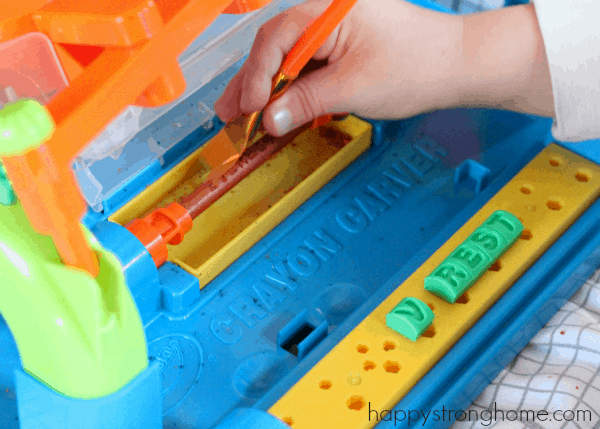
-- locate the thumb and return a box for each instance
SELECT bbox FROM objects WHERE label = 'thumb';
[262,63,349,136]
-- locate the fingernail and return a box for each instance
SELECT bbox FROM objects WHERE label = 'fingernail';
[273,108,293,135]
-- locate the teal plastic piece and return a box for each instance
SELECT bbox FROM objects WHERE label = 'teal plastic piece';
[0,162,15,206]
[386,297,434,341]
[425,210,524,303]
[0,99,54,156]
[0,201,148,399]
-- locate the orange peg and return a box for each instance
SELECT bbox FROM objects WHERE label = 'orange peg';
[125,202,193,267]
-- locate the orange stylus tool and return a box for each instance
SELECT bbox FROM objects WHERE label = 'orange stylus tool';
[203,0,357,181]
[243,0,358,145]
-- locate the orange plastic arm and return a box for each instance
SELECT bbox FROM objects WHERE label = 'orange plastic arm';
[281,0,357,79]
[0,0,257,278]
[2,151,100,276]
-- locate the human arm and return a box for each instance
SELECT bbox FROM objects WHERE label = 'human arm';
[458,3,554,118]
[215,0,560,137]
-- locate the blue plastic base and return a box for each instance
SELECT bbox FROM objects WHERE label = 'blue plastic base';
[90,220,202,325]
[0,107,563,429]
[213,408,289,429]
[91,220,161,325]
[14,364,162,429]
[4,2,600,428]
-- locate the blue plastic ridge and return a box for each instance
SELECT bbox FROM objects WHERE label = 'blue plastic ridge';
[14,363,162,429]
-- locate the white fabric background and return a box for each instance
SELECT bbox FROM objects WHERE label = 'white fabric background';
[451,269,600,428]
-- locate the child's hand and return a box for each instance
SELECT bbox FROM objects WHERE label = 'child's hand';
[215,0,464,136]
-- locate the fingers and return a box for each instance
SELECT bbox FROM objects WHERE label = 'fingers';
[262,59,354,136]
[214,63,247,122]
[215,0,343,122]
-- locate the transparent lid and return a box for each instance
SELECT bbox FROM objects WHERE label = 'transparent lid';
[74,0,304,211]
[0,32,69,106]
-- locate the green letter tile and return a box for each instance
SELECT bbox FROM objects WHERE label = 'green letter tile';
[425,210,523,303]
[386,297,434,341]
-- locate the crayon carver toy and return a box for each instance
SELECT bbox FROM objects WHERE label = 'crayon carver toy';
[1,0,600,428]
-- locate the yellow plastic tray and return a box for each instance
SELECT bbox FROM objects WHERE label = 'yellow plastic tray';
[110,116,372,288]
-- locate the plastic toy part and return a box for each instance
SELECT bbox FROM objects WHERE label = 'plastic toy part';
[15,363,162,429]
[213,408,291,429]
[75,0,307,188]
[268,144,600,429]
[125,202,193,267]
[157,262,200,315]
[424,210,524,303]
[0,32,68,105]
[77,105,144,165]
[0,31,68,105]
[198,114,259,182]
[0,99,54,156]
[32,0,165,47]
[0,106,557,427]
[386,297,434,341]
[319,125,353,148]
[0,99,100,276]
[0,162,15,206]
[0,201,148,399]
[124,121,319,270]
[223,0,273,14]
[0,0,260,275]
[454,159,491,195]
[91,219,161,324]
[280,0,358,80]
[32,0,254,166]
[278,310,329,360]
[110,116,372,288]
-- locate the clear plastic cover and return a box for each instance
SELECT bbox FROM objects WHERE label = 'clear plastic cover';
[0,32,69,106]
[74,0,304,211]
